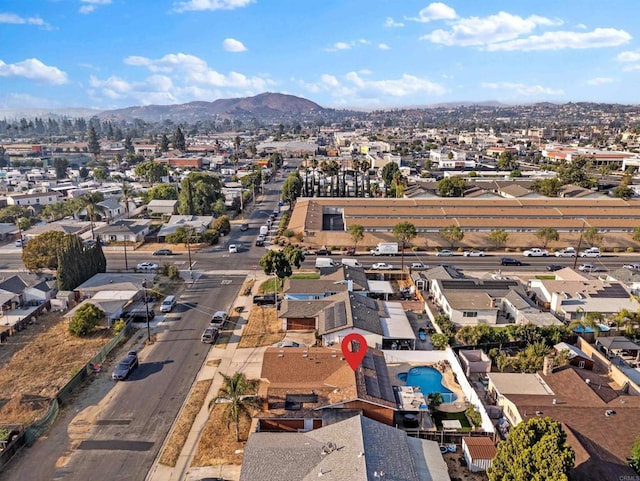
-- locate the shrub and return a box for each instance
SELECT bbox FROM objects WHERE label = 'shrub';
[411,246,419,251]
[112,319,126,335]
[69,303,104,337]
[465,405,482,427]
[627,246,635,253]
[168,265,181,280]
[283,229,294,238]
[613,247,620,253]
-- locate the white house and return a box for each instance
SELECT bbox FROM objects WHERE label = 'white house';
[6,191,62,207]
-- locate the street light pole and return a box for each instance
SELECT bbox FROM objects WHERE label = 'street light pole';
[186,228,193,271]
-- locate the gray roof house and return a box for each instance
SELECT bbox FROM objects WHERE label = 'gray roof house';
[94,219,151,243]
[240,414,450,481]
[147,199,178,216]
[156,215,214,241]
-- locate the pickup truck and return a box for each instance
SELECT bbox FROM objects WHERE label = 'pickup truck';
[523,248,549,257]
[253,294,278,305]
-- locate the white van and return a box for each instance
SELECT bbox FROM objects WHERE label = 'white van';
[341,258,362,268]
[259,225,269,236]
[315,257,338,268]
[160,295,177,313]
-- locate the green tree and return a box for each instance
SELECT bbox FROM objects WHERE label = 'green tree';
[612,185,634,200]
[212,198,227,216]
[488,417,574,481]
[22,231,66,271]
[93,166,108,183]
[282,245,305,268]
[393,221,417,272]
[497,151,518,170]
[583,226,602,246]
[123,135,134,155]
[259,250,292,299]
[212,215,231,235]
[381,162,400,194]
[348,224,364,253]
[178,173,222,216]
[512,342,552,373]
[173,126,186,152]
[120,181,134,215]
[53,157,69,180]
[557,156,597,188]
[282,172,303,206]
[79,166,89,180]
[488,229,508,250]
[79,192,106,239]
[134,161,168,183]
[536,227,559,248]
[633,226,640,243]
[431,333,449,350]
[437,176,467,197]
[69,303,104,337]
[159,134,170,152]
[213,372,260,442]
[87,125,101,157]
[147,184,178,201]
[531,177,561,197]
[440,224,464,248]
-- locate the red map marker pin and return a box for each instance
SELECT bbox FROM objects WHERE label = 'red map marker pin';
[341,333,368,371]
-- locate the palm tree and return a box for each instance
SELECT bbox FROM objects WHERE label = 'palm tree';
[212,372,260,442]
[80,192,106,239]
[120,181,134,217]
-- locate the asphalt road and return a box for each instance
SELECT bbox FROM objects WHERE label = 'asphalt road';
[0,273,244,481]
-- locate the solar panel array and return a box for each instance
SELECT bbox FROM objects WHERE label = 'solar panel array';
[324,301,348,331]
[594,284,630,298]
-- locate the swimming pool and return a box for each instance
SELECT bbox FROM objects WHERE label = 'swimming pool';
[397,366,457,403]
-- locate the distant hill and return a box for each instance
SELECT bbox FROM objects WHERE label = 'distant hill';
[0,107,102,120]
[97,92,326,122]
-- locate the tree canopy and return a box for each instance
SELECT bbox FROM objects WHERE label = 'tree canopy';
[488,417,574,481]
[440,224,464,248]
[69,302,104,337]
[282,172,303,206]
[437,176,467,197]
[536,227,559,248]
[134,161,168,183]
[22,231,66,271]
[178,172,223,216]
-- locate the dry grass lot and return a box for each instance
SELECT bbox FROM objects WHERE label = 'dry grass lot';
[0,311,112,424]
[443,451,489,481]
[159,379,213,467]
[191,382,260,467]
[237,306,283,348]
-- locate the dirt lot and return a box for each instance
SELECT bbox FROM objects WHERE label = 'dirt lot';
[237,306,283,349]
[0,311,112,424]
[443,451,489,481]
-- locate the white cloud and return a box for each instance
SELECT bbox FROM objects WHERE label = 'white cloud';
[0,58,68,84]
[91,52,274,104]
[422,11,560,47]
[378,43,391,50]
[408,2,457,23]
[325,39,370,52]
[617,50,640,62]
[587,77,614,86]
[79,0,112,14]
[222,38,247,52]
[384,17,404,28]
[486,28,631,51]
[173,0,254,13]
[482,81,563,97]
[0,13,47,26]
[622,64,640,72]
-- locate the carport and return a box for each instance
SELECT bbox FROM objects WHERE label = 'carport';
[380,301,417,350]
[368,280,394,301]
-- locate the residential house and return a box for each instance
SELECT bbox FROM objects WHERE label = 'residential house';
[257,347,398,432]
[528,274,639,322]
[501,289,564,327]
[430,279,523,326]
[97,197,133,221]
[282,278,350,301]
[147,199,178,216]
[462,436,497,472]
[317,265,370,293]
[74,273,153,299]
[0,275,28,308]
[241,414,451,481]
[94,219,151,243]
[6,191,62,207]
[553,342,594,370]
[486,366,640,480]
[0,223,19,241]
[156,215,214,241]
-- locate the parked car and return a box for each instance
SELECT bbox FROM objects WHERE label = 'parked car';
[228,244,238,253]
[555,247,576,257]
[523,248,549,257]
[436,249,454,257]
[255,237,265,247]
[111,351,139,380]
[623,263,640,270]
[579,264,601,273]
[14,238,27,247]
[136,262,159,270]
[253,294,278,305]
[546,264,564,272]
[201,327,220,344]
[372,262,394,270]
[501,257,522,266]
[463,250,485,257]
[343,247,356,256]
[153,248,173,256]
[579,247,601,258]
[316,247,332,255]
[239,223,249,231]
[209,311,228,328]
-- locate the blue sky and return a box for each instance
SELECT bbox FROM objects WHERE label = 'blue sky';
[2,0,640,110]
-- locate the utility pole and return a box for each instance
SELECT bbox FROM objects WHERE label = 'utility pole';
[143,280,151,343]
[123,237,129,271]
[186,228,193,271]
[573,220,586,270]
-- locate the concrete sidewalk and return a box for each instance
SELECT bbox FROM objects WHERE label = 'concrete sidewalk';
[146,270,269,481]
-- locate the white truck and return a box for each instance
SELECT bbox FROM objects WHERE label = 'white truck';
[370,242,399,256]
[315,257,338,268]
[259,225,269,236]
[341,258,363,268]
[523,247,549,257]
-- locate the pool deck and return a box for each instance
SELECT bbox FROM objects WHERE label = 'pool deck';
[387,362,468,413]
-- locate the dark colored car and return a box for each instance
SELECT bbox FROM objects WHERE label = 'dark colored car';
[343,247,356,256]
[255,238,264,247]
[112,351,139,380]
[546,264,564,272]
[501,257,522,266]
[240,223,249,231]
[253,294,277,305]
[153,248,173,256]
[316,248,332,255]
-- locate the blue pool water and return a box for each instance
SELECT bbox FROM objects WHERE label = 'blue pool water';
[398,366,457,403]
